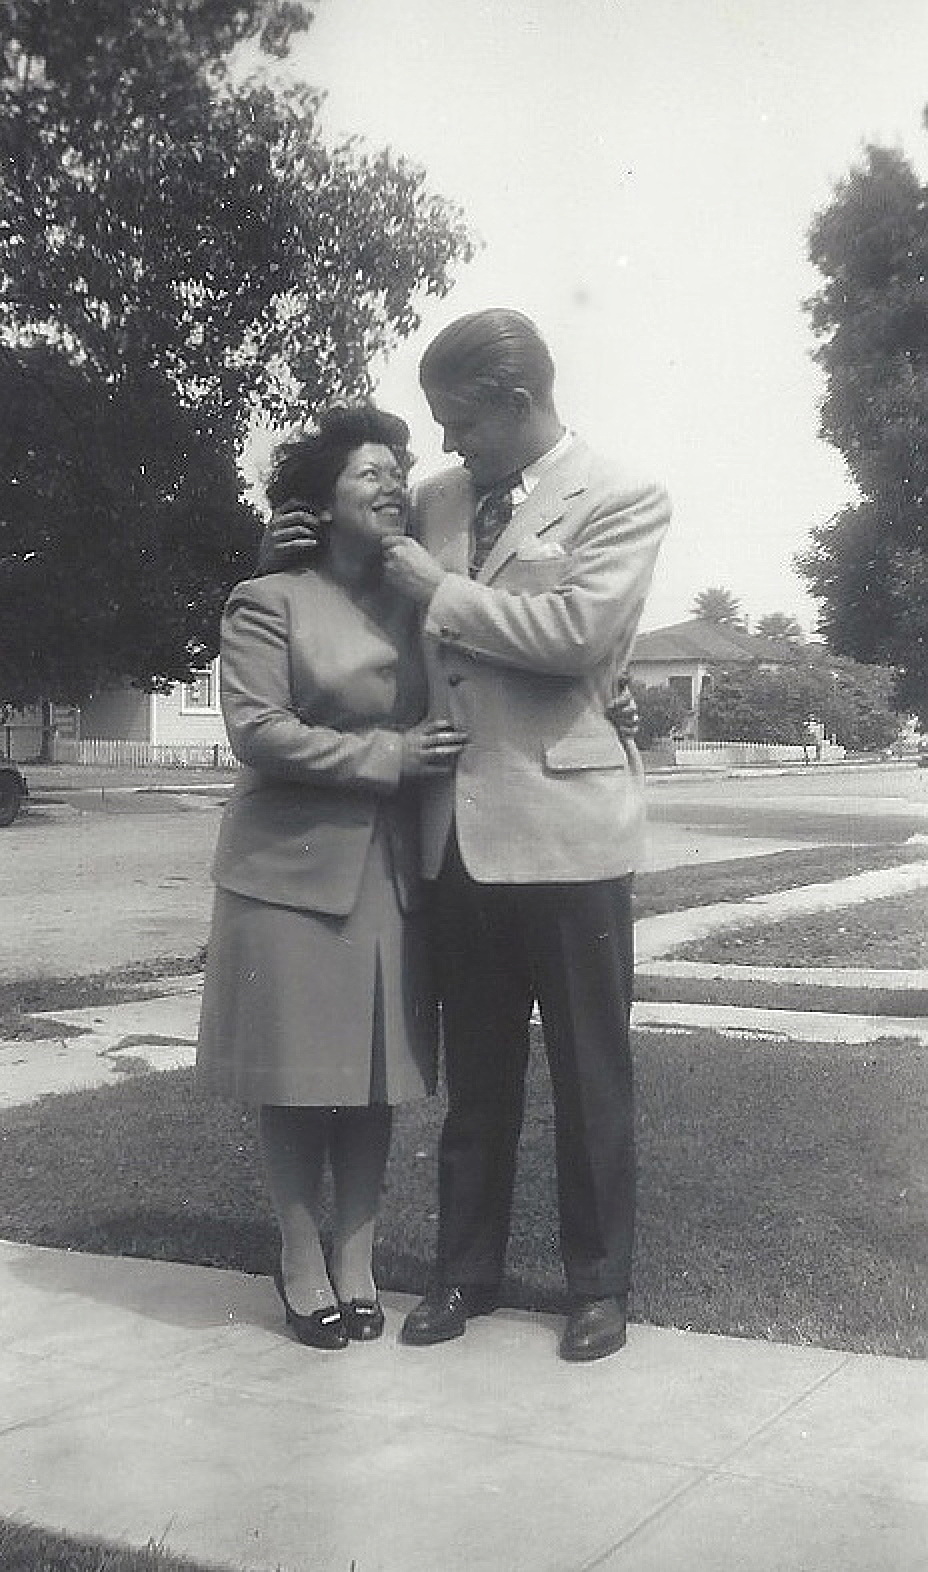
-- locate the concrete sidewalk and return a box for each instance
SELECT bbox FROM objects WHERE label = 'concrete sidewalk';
[0,983,203,1109]
[1,1240,925,1572]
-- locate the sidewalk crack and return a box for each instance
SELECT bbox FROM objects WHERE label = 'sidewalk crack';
[575,1355,853,1570]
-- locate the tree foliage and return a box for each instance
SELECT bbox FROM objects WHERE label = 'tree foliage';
[700,668,809,745]
[629,680,689,748]
[0,345,257,703]
[0,0,473,704]
[801,137,928,721]
[689,587,745,626]
[700,653,900,752]
[755,612,803,642]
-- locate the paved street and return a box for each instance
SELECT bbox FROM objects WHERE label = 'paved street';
[646,758,928,848]
[0,782,229,980]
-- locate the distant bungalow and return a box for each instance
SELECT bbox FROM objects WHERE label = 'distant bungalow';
[630,617,805,739]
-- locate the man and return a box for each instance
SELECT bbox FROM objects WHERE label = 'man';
[265,309,669,1361]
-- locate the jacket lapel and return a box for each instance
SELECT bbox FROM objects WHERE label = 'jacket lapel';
[412,467,475,576]
[478,441,594,584]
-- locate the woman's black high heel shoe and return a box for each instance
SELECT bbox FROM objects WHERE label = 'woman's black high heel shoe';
[340,1298,385,1341]
[273,1267,348,1350]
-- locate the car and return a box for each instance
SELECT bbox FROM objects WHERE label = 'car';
[0,761,27,825]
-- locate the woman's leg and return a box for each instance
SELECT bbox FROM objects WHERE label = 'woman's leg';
[328,1105,393,1303]
[259,1104,334,1313]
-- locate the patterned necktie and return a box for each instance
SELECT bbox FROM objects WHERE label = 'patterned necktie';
[470,471,523,578]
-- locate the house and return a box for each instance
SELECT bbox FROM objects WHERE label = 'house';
[2,669,229,764]
[629,618,804,738]
[79,658,226,748]
[75,658,234,765]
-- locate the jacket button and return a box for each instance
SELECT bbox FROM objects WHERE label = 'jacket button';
[448,674,462,687]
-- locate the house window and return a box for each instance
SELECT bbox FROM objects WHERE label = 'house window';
[668,675,694,710]
[181,661,219,713]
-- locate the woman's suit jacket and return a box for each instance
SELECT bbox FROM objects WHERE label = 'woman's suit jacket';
[211,567,428,916]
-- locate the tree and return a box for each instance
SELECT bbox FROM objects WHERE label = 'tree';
[0,345,258,705]
[0,1,473,705]
[801,136,928,722]
[700,668,810,745]
[699,654,900,751]
[629,681,689,748]
[689,587,745,626]
[812,655,901,753]
[755,612,803,643]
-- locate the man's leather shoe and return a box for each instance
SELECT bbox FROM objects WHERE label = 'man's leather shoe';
[401,1284,499,1346]
[559,1296,628,1363]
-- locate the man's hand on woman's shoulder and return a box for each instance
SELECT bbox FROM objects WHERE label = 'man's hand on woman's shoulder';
[257,500,322,574]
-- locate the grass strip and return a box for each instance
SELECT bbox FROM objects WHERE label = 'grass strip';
[0,1518,225,1572]
[0,955,206,1041]
[672,889,928,968]
[1,1026,924,1358]
[635,972,928,1016]
[633,841,928,919]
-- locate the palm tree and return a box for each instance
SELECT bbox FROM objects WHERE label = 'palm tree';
[755,612,803,642]
[690,587,744,626]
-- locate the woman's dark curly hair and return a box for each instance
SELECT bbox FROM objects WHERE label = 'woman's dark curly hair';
[265,404,411,514]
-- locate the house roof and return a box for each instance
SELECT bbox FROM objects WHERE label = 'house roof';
[631,618,803,665]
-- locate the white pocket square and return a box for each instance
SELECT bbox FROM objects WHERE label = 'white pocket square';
[514,538,567,562]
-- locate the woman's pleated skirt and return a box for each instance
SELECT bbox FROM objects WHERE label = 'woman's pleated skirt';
[196,824,437,1108]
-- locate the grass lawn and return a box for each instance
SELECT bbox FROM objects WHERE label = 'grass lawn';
[633,840,928,919]
[673,888,928,968]
[1,1026,924,1358]
[0,1520,224,1572]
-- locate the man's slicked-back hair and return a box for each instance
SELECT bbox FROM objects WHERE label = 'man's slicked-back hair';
[419,309,556,405]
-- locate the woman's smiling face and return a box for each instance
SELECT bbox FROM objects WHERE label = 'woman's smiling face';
[329,442,407,551]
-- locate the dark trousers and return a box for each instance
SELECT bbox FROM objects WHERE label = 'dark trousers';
[430,836,636,1299]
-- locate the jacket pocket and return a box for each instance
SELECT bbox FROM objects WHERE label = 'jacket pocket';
[543,735,627,773]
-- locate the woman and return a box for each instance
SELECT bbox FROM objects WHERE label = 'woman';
[197,405,467,1349]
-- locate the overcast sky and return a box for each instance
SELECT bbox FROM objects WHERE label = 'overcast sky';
[264,0,928,633]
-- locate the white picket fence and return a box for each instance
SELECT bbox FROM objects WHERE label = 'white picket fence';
[76,738,240,769]
[672,739,845,768]
[72,736,847,772]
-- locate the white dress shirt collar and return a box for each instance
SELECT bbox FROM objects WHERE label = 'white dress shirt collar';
[513,429,576,503]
